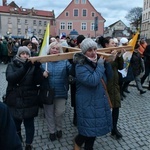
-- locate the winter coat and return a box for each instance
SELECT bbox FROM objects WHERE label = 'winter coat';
[42,60,71,99]
[1,40,8,56]
[107,56,124,108]
[5,56,43,119]
[143,44,150,66]
[73,53,112,137]
[0,102,22,150]
[130,51,144,77]
[7,42,14,57]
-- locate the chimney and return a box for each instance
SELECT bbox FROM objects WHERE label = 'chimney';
[2,0,7,6]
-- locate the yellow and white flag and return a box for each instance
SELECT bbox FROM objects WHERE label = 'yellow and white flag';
[119,31,139,77]
[39,23,50,56]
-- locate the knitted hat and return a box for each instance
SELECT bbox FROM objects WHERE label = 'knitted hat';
[80,38,97,54]
[17,46,31,56]
[76,35,85,45]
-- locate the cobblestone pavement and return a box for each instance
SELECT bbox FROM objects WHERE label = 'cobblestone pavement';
[0,63,150,150]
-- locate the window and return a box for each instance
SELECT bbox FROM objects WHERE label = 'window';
[38,29,42,34]
[44,21,47,26]
[8,18,11,24]
[74,9,78,16]
[25,19,28,24]
[83,9,87,16]
[18,28,21,34]
[17,19,21,24]
[68,22,73,30]
[91,12,95,17]
[66,11,69,17]
[39,21,42,26]
[91,23,94,31]
[24,29,28,34]
[81,22,87,30]
[81,0,86,4]
[74,0,79,4]
[33,20,36,25]
[60,22,65,30]
[33,29,36,35]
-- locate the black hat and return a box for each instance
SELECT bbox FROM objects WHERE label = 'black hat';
[77,35,85,45]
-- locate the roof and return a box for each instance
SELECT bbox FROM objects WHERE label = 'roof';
[56,0,105,21]
[0,1,54,18]
[108,20,127,28]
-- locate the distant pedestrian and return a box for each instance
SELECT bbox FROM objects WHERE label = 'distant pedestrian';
[141,43,150,90]
[130,43,146,94]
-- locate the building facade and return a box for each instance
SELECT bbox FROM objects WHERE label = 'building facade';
[56,0,105,38]
[104,20,131,39]
[0,0,55,39]
[141,0,150,40]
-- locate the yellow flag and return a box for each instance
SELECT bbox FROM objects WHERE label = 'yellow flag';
[39,23,50,56]
[119,31,139,77]
[128,31,139,51]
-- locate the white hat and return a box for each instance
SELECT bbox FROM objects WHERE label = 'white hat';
[32,38,39,45]
[120,37,128,44]
[80,38,97,54]
[113,38,118,44]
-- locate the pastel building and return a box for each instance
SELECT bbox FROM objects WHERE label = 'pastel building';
[56,0,105,38]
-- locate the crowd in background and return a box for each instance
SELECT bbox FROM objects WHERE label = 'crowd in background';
[0,33,150,150]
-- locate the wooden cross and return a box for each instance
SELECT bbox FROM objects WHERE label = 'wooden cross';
[29,46,133,63]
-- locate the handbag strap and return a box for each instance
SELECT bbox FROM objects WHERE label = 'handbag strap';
[101,79,112,108]
[17,67,32,86]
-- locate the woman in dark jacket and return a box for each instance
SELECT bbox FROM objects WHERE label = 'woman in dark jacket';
[5,46,43,150]
[99,36,125,140]
[73,38,112,150]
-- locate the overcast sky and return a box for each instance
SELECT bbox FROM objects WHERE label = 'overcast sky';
[3,0,143,27]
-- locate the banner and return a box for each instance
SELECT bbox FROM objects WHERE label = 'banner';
[39,23,50,56]
[118,31,139,77]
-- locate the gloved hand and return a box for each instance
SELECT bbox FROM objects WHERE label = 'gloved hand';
[34,61,41,68]
[24,60,32,70]
[97,56,105,66]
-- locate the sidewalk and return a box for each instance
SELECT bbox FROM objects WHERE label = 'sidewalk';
[0,63,150,150]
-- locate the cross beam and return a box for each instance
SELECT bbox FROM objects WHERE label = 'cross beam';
[29,46,133,63]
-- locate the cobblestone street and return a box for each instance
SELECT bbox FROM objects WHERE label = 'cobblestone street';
[0,63,150,150]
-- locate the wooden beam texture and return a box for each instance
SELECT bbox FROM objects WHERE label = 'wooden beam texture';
[29,46,133,63]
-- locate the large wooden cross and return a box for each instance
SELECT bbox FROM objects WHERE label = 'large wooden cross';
[29,46,133,63]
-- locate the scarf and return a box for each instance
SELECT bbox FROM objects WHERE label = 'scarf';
[86,55,97,63]
[15,55,27,64]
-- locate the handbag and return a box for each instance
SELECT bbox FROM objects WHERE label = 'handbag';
[38,78,55,105]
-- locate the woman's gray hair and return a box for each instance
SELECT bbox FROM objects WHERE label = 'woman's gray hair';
[47,41,63,55]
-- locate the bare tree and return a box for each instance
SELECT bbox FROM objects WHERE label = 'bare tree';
[125,7,142,30]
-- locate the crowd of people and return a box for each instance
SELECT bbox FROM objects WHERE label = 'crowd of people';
[0,33,150,150]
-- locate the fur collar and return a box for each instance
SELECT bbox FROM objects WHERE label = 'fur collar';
[73,52,97,68]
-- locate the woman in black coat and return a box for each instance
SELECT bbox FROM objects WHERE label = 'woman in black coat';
[5,46,43,150]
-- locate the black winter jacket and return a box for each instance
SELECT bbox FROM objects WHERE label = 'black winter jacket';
[130,51,144,77]
[5,57,43,119]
